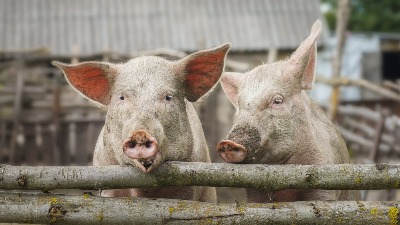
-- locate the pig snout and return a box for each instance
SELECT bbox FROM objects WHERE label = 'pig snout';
[217,140,247,163]
[123,130,159,172]
[217,124,261,163]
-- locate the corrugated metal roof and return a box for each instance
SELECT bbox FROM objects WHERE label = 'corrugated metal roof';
[0,0,327,54]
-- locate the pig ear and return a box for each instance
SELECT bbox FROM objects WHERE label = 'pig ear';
[220,72,244,108]
[52,61,118,105]
[288,20,322,90]
[178,43,231,102]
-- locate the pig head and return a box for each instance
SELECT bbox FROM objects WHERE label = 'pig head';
[53,44,230,201]
[217,20,359,201]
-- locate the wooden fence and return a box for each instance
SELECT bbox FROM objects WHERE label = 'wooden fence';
[0,51,113,166]
[337,105,400,163]
[1,162,400,224]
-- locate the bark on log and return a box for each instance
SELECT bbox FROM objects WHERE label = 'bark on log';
[1,162,400,191]
[0,192,399,225]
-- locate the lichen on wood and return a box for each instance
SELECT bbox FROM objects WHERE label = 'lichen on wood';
[0,192,399,225]
[0,162,400,191]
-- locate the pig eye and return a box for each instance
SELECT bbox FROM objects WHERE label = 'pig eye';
[272,96,283,105]
[165,95,173,101]
[119,96,125,100]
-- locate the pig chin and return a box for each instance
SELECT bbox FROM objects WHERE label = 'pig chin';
[132,154,162,173]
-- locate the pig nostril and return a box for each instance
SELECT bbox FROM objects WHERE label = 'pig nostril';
[128,141,137,149]
[145,141,152,148]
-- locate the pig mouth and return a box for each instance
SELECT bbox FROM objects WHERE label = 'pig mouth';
[139,158,154,170]
[132,154,162,173]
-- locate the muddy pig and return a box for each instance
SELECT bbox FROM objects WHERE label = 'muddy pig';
[217,21,359,202]
[53,44,230,202]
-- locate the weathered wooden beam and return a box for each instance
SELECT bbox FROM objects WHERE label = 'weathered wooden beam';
[338,125,391,153]
[383,80,400,93]
[9,57,25,164]
[316,76,400,102]
[0,192,399,225]
[342,117,375,137]
[338,105,381,122]
[1,162,400,191]
[329,0,350,120]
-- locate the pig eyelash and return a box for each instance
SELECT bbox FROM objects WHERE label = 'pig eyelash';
[272,96,284,105]
[165,95,173,101]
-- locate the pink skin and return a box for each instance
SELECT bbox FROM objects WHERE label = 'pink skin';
[122,130,159,173]
[217,20,360,202]
[52,44,231,202]
[216,140,247,163]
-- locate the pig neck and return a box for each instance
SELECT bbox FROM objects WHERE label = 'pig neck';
[184,100,211,163]
[285,91,347,165]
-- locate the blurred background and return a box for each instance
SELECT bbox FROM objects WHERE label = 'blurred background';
[0,0,399,202]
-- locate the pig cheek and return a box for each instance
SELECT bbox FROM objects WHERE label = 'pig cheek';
[160,101,185,143]
[106,102,128,128]
[104,128,128,164]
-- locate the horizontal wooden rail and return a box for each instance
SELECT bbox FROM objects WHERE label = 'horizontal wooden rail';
[0,192,398,224]
[1,162,399,191]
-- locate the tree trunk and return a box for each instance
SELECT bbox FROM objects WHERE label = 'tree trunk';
[0,192,398,225]
[1,162,399,191]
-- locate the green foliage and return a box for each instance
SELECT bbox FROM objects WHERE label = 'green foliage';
[321,0,400,33]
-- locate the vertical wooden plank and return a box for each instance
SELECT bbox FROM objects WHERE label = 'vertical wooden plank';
[15,124,25,165]
[57,121,69,166]
[328,0,350,120]
[51,71,62,165]
[24,123,37,165]
[0,122,7,162]
[35,123,43,164]
[369,114,385,162]
[10,57,25,164]
[42,123,55,165]
[68,122,77,165]
[85,122,95,165]
[76,122,88,165]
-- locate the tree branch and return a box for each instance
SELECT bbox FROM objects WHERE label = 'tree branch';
[0,192,398,225]
[316,76,400,102]
[1,162,400,191]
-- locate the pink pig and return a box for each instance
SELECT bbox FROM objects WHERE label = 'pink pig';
[217,21,359,202]
[53,44,230,202]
